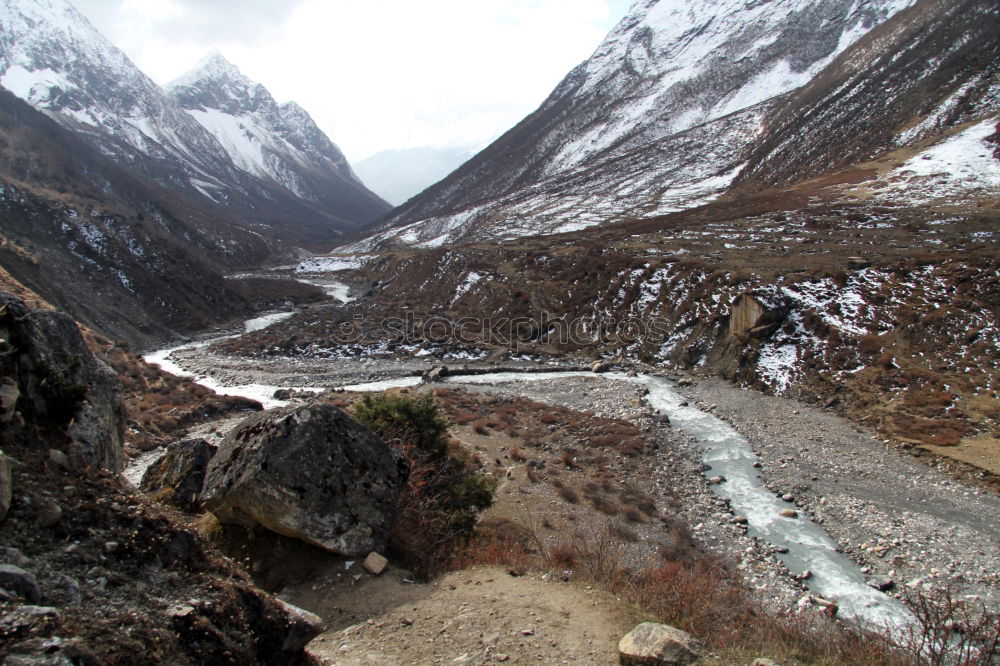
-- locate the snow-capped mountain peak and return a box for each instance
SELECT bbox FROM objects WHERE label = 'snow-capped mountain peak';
[167,51,366,198]
[0,0,388,248]
[165,50,388,221]
[167,51,270,116]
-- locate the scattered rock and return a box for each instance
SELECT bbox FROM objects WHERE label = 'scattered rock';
[140,438,218,512]
[272,388,292,401]
[867,576,895,592]
[0,380,18,424]
[3,636,99,666]
[618,622,702,665]
[732,515,749,525]
[813,597,839,616]
[34,499,62,528]
[423,365,450,381]
[363,552,389,576]
[779,509,798,519]
[0,564,41,602]
[274,599,323,651]
[46,449,70,472]
[201,403,409,556]
[0,606,60,635]
[0,547,31,568]
[707,476,726,485]
[591,360,610,373]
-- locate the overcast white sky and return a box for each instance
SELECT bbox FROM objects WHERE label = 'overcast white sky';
[72,0,632,163]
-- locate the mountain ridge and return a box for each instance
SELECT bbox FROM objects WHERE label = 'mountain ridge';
[0,0,389,251]
[358,0,921,248]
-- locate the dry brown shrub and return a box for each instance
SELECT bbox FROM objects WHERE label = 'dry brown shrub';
[557,485,580,504]
[623,505,644,523]
[589,493,619,516]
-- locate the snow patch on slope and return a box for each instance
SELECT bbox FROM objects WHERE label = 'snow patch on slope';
[873,117,1000,205]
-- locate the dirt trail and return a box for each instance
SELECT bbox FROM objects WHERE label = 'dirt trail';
[301,566,634,665]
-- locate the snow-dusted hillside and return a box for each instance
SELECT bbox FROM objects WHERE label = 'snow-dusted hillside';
[363,0,919,247]
[0,0,388,248]
[0,0,240,188]
[168,53,387,220]
[736,0,1000,192]
[348,99,780,250]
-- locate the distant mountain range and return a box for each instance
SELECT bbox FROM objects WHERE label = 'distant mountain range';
[354,146,474,206]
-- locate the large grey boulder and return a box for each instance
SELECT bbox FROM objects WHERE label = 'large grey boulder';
[200,403,408,556]
[0,294,125,472]
[141,438,217,512]
[618,622,702,665]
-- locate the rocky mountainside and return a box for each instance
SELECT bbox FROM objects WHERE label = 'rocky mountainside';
[357,0,921,248]
[354,146,475,206]
[0,88,283,347]
[168,52,389,227]
[0,0,388,250]
[735,0,1000,191]
[268,0,1000,482]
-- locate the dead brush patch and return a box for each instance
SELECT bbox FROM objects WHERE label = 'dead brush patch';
[556,484,580,504]
[508,446,529,462]
[455,521,911,665]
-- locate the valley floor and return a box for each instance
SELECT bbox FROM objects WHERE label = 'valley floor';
[146,341,1000,618]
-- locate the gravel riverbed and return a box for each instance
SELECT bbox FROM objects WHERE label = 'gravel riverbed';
[147,341,1000,614]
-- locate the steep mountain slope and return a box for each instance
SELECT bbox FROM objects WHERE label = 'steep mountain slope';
[168,53,389,225]
[360,0,918,247]
[354,146,474,206]
[735,0,1000,192]
[0,88,274,347]
[0,0,387,250]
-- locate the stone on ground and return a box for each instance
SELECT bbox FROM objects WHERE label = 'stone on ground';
[200,403,408,556]
[363,551,389,576]
[618,622,702,665]
[0,564,41,603]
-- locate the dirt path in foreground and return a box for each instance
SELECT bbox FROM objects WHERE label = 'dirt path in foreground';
[302,566,635,665]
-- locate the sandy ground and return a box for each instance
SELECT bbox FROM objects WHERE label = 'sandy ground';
[299,566,634,665]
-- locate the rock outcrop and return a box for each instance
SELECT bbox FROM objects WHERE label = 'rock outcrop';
[141,438,218,512]
[729,286,791,339]
[201,403,409,556]
[0,293,125,471]
[0,451,11,521]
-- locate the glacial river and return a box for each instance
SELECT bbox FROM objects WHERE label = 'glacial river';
[144,315,911,632]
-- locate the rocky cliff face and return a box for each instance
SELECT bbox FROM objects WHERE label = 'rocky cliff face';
[0,293,323,665]
[359,0,920,247]
[0,292,124,471]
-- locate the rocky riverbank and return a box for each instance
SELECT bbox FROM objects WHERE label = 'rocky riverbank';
[146,336,1000,616]
[679,379,1000,608]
